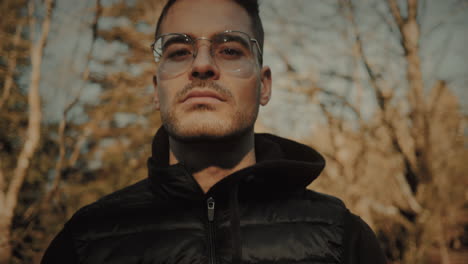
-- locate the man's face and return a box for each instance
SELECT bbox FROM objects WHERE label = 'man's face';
[153,0,272,141]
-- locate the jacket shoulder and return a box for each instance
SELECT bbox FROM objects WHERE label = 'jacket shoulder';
[304,189,347,208]
[302,192,387,263]
[67,179,154,225]
[294,189,349,227]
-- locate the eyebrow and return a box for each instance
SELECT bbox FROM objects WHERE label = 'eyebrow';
[214,34,250,49]
[161,35,192,51]
[160,32,251,51]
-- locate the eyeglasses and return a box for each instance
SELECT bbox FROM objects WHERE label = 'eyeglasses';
[151,30,262,80]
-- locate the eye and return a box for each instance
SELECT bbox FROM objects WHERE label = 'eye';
[167,49,192,60]
[218,47,244,59]
[222,48,242,56]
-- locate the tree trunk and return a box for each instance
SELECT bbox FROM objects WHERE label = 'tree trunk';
[400,1,433,186]
[0,0,54,262]
[0,212,12,264]
[388,0,431,192]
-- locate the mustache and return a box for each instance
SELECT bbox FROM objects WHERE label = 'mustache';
[176,80,233,101]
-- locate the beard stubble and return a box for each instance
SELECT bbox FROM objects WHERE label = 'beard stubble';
[161,80,259,142]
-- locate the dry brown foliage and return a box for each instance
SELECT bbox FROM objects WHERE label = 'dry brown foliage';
[0,0,466,263]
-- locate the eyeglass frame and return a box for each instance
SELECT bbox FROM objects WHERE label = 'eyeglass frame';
[150,30,263,66]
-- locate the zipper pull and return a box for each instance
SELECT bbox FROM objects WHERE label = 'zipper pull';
[207,197,215,222]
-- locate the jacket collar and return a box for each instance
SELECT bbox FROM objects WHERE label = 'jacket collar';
[147,126,325,201]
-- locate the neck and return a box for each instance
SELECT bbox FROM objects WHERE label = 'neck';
[168,132,256,193]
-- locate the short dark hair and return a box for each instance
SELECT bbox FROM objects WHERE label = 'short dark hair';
[154,0,264,65]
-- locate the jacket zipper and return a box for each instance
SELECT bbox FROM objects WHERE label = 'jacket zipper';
[207,197,216,264]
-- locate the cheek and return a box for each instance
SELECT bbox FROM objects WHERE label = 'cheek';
[157,82,177,110]
[236,80,260,106]
[157,89,168,110]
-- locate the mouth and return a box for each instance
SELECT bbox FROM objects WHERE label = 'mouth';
[181,90,227,103]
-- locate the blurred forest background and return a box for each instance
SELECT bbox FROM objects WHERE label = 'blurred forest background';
[0,0,467,263]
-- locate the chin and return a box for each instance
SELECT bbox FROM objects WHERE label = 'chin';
[162,110,256,143]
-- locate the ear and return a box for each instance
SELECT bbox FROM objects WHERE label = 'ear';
[259,66,272,106]
[152,75,160,110]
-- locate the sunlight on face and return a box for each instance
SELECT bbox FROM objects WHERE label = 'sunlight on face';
[154,0,267,142]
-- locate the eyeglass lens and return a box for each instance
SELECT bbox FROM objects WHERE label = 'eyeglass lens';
[153,32,257,80]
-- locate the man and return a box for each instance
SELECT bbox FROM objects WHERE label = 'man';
[42,0,386,263]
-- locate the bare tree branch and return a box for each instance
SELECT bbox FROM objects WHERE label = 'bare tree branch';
[265,42,297,73]
[345,0,422,193]
[371,2,400,39]
[391,0,433,186]
[407,0,419,21]
[0,159,4,206]
[437,213,451,264]
[43,0,101,205]
[395,172,422,213]
[21,1,102,225]
[27,0,35,43]
[283,76,362,120]
[387,0,405,28]
[0,0,55,261]
[366,198,415,230]
[5,0,54,215]
[0,23,23,110]
[344,0,389,109]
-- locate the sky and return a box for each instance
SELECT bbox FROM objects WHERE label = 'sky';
[37,0,468,139]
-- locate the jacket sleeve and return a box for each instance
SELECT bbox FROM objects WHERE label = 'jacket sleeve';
[41,224,78,264]
[343,212,387,264]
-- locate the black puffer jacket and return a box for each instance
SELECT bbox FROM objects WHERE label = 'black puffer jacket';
[42,128,386,264]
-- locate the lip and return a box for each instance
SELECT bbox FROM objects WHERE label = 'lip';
[181,90,226,103]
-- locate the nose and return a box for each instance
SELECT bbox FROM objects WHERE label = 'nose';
[190,45,220,80]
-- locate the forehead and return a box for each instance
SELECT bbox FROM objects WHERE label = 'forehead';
[160,0,253,38]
